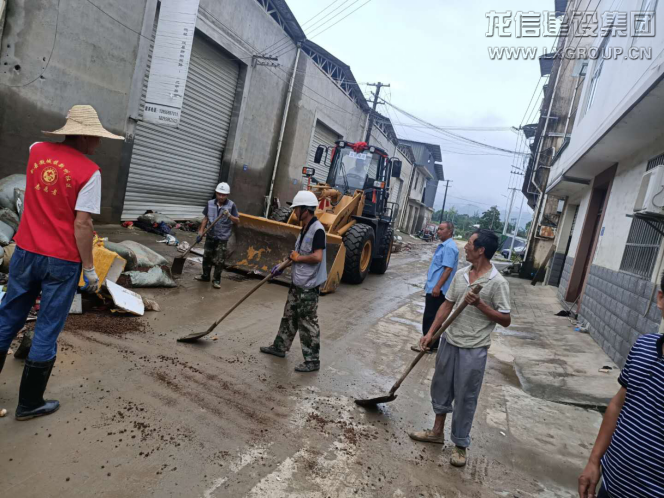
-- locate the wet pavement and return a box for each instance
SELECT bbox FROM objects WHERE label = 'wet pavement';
[0,231,613,497]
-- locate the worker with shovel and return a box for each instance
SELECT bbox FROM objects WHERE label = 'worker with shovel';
[195,182,239,289]
[409,229,511,468]
[0,105,123,420]
[260,190,326,373]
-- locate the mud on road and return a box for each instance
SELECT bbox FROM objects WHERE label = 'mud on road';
[1,240,599,497]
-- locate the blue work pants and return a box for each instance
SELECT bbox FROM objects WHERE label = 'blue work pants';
[0,247,81,361]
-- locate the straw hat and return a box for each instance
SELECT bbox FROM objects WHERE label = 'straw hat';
[43,105,124,140]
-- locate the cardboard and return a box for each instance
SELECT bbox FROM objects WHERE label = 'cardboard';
[78,241,127,288]
[106,281,145,316]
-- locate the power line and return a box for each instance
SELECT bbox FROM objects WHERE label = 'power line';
[259,0,347,55]
[268,0,361,56]
[274,0,375,58]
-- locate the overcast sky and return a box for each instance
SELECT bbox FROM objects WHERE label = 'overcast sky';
[284,0,555,226]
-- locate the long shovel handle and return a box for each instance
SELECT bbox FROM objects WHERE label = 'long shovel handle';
[180,210,230,259]
[388,285,483,395]
[203,259,293,334]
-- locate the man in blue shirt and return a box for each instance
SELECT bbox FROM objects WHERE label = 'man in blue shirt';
[412,221,459,353]
[578,271,664,498]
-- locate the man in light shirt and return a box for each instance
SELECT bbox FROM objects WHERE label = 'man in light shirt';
[409,229,511,468]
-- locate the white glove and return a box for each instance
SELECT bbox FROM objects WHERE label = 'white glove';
[82,267,100,293]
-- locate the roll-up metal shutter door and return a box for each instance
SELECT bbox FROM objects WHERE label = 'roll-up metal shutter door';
[389,178,402,205]
[122,33,240,220]
[306,121,340,184]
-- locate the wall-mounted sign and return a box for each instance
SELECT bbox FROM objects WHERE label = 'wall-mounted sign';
[143,0,200,128]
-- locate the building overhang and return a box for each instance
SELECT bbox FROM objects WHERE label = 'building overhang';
[546,174,591,197]
[549,72,664,185]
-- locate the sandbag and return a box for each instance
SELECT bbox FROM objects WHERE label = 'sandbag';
[123,266,176,288]
[1,244,15,272]
[104,240,139,271]
[14,188,25,219]
[0,220,15,246]
[138,212,176,227]
[0,175,26,212]
[118,240,169,268]
[0,208,19,231]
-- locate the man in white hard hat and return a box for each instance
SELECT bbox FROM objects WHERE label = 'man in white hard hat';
[0,104,123,420]
[260,190,326,373]
[195,182,239,289]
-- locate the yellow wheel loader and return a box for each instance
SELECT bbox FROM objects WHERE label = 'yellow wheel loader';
[224,140,403,293]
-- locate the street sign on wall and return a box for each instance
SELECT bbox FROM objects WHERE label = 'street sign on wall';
[143,0,200,128]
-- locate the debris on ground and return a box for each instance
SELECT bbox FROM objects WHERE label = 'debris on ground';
[0,408,7,417]
[105,240,176,288]
[177,241,190,253]
[157,235,178,246]
[0,174,26,212]
[142,297,160,312]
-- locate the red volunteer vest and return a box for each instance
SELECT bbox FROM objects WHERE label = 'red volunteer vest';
[14,142,100,262]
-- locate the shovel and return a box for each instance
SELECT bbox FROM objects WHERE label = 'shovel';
[171,210,230,275]
[177,259,293,343]
[355,285,482,407]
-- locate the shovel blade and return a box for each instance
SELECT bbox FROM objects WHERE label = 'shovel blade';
[176,331,210,343]
[171,256,186,276]
[354,394,398,407]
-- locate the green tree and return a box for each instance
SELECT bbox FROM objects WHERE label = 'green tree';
[479,206,502,231]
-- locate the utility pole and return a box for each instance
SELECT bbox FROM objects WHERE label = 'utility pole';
[439,180,452,223]
[508,195,526,260]
[365,82,390,143]
[502,188,518,235]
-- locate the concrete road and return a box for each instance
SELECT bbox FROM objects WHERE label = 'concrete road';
[0,234,606,497]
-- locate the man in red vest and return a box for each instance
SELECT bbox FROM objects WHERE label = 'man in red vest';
[0,105,123,420]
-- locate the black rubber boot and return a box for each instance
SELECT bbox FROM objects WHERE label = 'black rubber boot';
[0,351,6,375]
[15,358,60,421]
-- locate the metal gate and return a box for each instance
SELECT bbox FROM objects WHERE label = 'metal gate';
[307,120,340,184]
[122,33,240,220]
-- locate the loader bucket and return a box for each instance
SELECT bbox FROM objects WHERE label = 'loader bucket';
[226,214,345,294]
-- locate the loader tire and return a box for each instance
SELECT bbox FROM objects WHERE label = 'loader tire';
[270,207,292,223]
[342,224,374,284]
[370,234,393,275]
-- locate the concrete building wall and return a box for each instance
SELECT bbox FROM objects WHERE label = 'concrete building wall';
[550,0,664,184]
[0,0,153,221]
[274,52,368,209]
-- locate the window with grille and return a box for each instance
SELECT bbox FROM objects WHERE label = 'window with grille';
[647,152,664,171]
[619,217,664,278]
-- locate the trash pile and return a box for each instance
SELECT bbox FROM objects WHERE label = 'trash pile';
[0,174,25,275]
[124,210,204,239]
[391,235,413,254]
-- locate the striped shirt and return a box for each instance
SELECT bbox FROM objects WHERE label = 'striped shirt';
[601,334,664,497]
[443,264,511,349]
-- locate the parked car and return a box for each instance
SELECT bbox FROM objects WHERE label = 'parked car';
[499,235,526,259]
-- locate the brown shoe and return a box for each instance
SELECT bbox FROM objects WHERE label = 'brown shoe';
[408,429,445,444]
[450,446,467,467]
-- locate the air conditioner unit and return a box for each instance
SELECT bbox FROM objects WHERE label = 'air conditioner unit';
[634,165,664,215]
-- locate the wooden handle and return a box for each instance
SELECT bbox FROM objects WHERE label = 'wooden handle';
[204,259,292,334]
[181,211,229,258]
[389,284,483,395]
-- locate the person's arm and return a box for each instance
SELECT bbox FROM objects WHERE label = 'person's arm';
[229,205,240,225]
[464,292,512,327]
[432,267,453,297]
[74,211,95,269]
[198,217,208,237]
[420,299,455,350]
[578,387,627,498]
[291,248,323,265]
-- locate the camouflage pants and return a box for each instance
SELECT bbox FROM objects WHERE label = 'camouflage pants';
[273,286,320,363]
[202,238,227,281]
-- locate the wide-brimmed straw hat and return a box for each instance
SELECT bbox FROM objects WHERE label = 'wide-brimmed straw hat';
[43,105,124,140]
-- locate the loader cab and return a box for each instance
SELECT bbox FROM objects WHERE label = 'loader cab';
[315,141,400,220]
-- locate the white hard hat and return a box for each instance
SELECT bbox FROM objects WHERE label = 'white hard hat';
[215,182,230,194]
[291,190,318,209]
